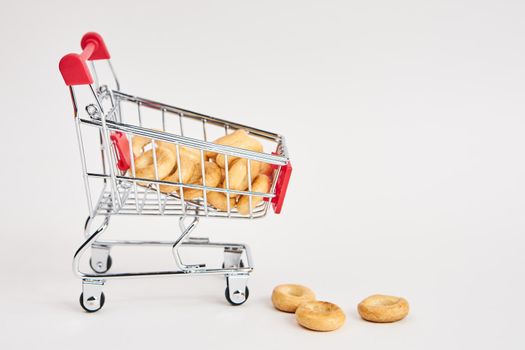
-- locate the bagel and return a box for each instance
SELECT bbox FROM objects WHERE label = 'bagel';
[158,155,197,193]
[215,137,263,168]
[225,158,261,191]
[183,162,222,200]
[271,284,316,313]
[205,129,250,160]
[206,188,236,211]
[133,135,178,159]
[245,159,261,181]
[133,134,202,167]
[237,174,270,215]
[357,294,409,323]
[259,162,274,176]
[295,301,346,332]
[182,147,201,164]
[134,147,176,181]
[132,135,151,158]
[188,165,203,184]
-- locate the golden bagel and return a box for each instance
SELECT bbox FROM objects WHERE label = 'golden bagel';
[205,129,251,160]
[132,135,151,158]
[206,188,236,211]
[133,133,201,165]
[183,162,222,200]
[134,147,176,181]
[158,155,197,193]
[295,301,346,332]
[237,174,270,215]
[357,294,409,323]
[225,158,260,191]
[259,162,274,176]
[271,284,316,313]
[215,136,263,168]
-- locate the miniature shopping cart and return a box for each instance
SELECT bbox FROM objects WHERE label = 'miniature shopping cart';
[59,32,292,312]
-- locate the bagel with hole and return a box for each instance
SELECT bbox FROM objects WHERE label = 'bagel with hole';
[134,147,176,181]
[237,174,270,215]
[357,294,409,323]
[205,129,251,160]
[225,158,260,191]
[188,165,203,184]
[158,155,197,193]
[133,134,202,170]
[271,284,316,313]
[215,136,263,168]
[259,162,274,176]
[295,301,346,332]
[132,135,151,158]
[206,187,236,211]
[183,162,222,200]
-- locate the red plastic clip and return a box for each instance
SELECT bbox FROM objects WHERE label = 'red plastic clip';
[271,159,292,214]
[110,132,131,171]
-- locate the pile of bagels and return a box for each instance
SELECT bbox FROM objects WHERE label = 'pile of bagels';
[131,129,272,214]
[272,284,409,332]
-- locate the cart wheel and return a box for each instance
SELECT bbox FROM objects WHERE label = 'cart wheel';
[222,260,245,269]
[79,292,105,313]
[225,286,249,306]
[89,255,112,274]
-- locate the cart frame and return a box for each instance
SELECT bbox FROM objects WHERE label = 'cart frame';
[59,32,292,312]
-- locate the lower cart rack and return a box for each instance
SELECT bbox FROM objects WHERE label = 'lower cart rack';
[78,215,254,311]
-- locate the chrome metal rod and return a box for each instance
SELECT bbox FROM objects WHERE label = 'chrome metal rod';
[94,240,251,249]
[73,215,110,277]
[77,267,254,280]
[172,217,199,270]
[80,117,288,165]
[113,90,283,145]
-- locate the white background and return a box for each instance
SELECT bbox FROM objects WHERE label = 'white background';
[1,0,524,348]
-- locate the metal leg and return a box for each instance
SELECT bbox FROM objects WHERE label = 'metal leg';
[73,215,111,277]
[172,217,206,271]
[74,216,111,311]
[84,214,110,238]
[80,279,105,312]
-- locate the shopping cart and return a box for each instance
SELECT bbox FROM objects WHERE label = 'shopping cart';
[59,32,292,312]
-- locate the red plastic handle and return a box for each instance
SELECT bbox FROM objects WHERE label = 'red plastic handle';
[59,32,110,86]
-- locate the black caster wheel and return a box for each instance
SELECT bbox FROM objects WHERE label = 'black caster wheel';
[89,255,112,274]
[79,292,105,313]
[225,286,249,306]
[222,260,245,269]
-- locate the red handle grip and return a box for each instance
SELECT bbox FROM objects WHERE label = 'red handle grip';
[59,32,110,86]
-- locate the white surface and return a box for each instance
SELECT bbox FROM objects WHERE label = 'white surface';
[1,0,524,348]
